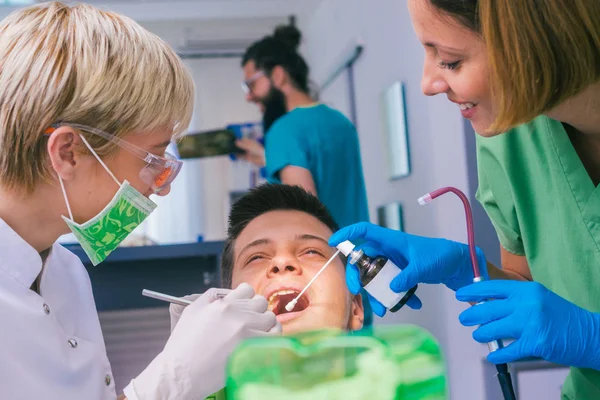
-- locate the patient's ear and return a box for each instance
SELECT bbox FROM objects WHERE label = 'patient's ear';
[348,293,364,331]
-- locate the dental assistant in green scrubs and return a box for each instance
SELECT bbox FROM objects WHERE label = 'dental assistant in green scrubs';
[330,1,600,399]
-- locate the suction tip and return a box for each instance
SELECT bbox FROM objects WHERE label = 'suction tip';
[418,193,433,206]
[285,300,297,312]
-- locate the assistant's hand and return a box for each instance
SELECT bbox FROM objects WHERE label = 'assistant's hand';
[329,223,487,312]
[457,280,600,369]
[235,138,265,167]
[125,283,281,400]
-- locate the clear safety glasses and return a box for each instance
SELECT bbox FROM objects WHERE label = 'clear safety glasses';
[45,122,183,193]
[241,70,265,94]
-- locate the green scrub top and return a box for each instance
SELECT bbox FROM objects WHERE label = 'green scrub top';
[476,115,600,399]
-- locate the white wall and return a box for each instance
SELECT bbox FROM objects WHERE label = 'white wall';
[301,1,488,398]
[139,16,286,48]
[144,56,263,243]
[187,57,262,241]
[0,1,323,24]
[141,20,269,243]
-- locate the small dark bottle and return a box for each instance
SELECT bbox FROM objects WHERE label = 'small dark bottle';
[337,240,417,312]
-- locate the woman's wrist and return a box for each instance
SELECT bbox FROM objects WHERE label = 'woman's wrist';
[487,262,531,281]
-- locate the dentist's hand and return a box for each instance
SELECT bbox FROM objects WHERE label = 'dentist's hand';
[457,280,600,369]
[124,283,281,400]
[329,223,487,314]
[168,289,229,332]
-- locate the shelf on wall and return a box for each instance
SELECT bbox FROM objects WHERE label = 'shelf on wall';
[65,242,225,311]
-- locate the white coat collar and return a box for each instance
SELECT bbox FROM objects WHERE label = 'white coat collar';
[0,218,45,288]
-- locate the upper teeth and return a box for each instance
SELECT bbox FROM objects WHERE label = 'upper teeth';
[268,290,297,303]
[458,103,475,110]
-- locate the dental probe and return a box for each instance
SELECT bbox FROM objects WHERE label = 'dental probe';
[285,249,342,312]
[142,289,227,307]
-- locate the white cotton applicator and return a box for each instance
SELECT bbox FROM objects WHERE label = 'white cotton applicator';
[285,249,342,312]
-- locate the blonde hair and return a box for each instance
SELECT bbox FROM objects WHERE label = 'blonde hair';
[480,0,600,132]
[0,2,194,193]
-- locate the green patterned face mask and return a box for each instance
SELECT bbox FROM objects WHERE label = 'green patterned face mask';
[60,135,157,266]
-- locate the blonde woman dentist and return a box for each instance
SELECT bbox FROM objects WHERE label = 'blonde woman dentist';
[0,3,278,400]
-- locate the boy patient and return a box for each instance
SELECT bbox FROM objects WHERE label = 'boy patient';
[220,184,364,334]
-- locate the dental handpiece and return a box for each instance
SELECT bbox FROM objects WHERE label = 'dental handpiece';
[142,289,227,307]
[285,249,342,312]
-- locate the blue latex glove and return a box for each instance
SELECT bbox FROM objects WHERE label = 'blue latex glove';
[457,280,600,369]
[329,222,487,314]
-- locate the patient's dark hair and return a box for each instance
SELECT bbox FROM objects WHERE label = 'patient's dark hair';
[221,184,339,288]
[242,24,310,94]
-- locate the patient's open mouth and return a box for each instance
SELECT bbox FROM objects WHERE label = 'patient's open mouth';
[267,289,310,316]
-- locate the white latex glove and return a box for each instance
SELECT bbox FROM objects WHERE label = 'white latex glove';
[123,283,281,400]
[168,290,228,333]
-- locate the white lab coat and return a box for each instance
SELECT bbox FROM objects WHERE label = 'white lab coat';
[0,219,116,399]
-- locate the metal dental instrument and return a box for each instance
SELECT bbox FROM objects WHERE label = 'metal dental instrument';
[142,289,226,307]
[285,249,342,312]
[142,289,193,306]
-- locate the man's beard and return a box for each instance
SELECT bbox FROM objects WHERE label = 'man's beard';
[261,86,288,134]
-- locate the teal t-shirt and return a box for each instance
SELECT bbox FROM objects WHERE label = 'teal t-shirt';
[264,104,370,229]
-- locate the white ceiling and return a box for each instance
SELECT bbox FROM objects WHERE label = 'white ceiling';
[0,1,321,50]
[142,15,289,50]
[18,0,323,23]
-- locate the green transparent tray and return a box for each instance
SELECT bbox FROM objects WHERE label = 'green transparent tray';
[226,324,448,400]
